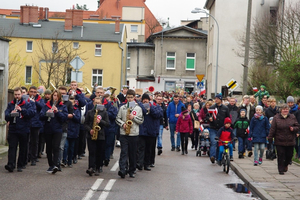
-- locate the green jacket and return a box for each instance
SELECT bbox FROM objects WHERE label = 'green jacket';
[254,90,270,102]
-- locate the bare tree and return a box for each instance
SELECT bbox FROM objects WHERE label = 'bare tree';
[8,48,26,89]
[145,16,163,36]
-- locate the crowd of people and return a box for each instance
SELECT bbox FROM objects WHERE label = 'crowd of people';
[4,83,300,177]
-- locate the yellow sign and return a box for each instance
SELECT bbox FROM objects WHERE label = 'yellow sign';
[196,74,205,82]
[226,79,239,91]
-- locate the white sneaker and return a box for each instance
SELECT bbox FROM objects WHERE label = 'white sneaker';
[116,140,121,147]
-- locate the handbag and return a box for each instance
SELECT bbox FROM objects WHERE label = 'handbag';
[191,113,200,129]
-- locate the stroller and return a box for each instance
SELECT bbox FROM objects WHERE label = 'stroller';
[196,128,210,157]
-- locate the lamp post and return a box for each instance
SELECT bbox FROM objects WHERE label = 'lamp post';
[192,8,219,96]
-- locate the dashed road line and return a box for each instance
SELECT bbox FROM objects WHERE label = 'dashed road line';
[98,179,117,200]
[110,160,119,171]
[82,178,103,200]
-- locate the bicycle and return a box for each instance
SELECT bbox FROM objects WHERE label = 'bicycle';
[215,139,233,174]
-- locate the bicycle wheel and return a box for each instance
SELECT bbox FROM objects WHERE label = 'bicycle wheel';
[222,155,226,172]
[225,154,230,174]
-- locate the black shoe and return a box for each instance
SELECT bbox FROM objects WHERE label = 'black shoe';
[144,166,151,171]
[191,144,194,149]
[31,161,36,166]
[118,170,125,178]
[217,160,222,166]
[210,156,215,163]
[185,150,188,154]
[129,173,135,178]
[61,162,66,167]
[104,160,109,166]
[230,156,233,161]
[238,154,243,159]
[171,147,175,151]
[176,147,181,152]
[80,154,86,157]
[136,165,143,170]
[52,166,58,174]
[181,151,184,155]
[36,159,39,162]
[5,165,13,172]
[86,168,95,176]
[158,149,162,155]
[17,168,23,172]
[150,164,155,168]
[78,156,82,160]
[279,172,284,175]
[94,169,100,176]
[73,158,78,164]
[248,151,253,157]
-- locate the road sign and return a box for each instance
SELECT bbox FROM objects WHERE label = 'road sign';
[226,79,239,91]
[196,74,205,82]
[71,71,83,83]
[70,56,85,70]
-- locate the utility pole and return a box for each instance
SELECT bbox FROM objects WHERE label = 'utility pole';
[243,0,252,95]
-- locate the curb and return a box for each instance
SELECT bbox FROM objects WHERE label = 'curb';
[230,162,275,200]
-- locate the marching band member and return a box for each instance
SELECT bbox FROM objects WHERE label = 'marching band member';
[84,97,109,176]
[40,90,68,174]
[116,89,144,178]
[5,87,35,172]
[68,80,87,108]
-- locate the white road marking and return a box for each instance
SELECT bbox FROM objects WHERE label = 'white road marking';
[110,160,119,171]
[82,178,103,200]
[98,179,117,200]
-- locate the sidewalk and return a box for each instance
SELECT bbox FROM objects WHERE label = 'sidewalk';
[0,145,8,155]
[231,149,300,200]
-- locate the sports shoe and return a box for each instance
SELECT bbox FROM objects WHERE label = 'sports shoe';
[171,147,175,151]
[116,140,121,147]
[52,166,58,174]
[31,161,36,166]
[94,169,100,176]
[210,156,215,163]
[104,160,109,166]
[46,167,53,174]
[118,170,125,178]
[230,156,233,161]
[61,162,66,167]
[254,161,259,166]
[68,164,73,168]
[176,147,181,152]
[217,160,222,166]
[17,167,23,172]
[248,151,253,157]
[259,158,262,165]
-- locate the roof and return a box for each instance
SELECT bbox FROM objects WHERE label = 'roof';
[0,18,125,42]
[152,26,207,37]
[204,0,215,10]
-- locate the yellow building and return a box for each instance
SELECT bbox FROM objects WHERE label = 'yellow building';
[0,8,127,93]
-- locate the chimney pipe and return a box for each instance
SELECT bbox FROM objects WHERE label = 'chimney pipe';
[39,7,44,20]
[65,9,73,31]
[115,18,120,34]
[45,8,49,21]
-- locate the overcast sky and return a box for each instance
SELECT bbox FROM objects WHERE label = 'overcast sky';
[1,0,208,26]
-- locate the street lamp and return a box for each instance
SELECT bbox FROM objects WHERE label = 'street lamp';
[192,8,219,96]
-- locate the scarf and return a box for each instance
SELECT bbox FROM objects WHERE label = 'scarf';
[290,104,298,113]
[193,109,199,113]
[254,113,263,120]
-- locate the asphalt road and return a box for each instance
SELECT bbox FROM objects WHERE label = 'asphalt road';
[0,130,255,200]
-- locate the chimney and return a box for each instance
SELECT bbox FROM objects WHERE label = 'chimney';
[45,8,49,20]
[115,18,120,34]
[20,5,38,24]
[39,7,44,20]
[65,9,73,31]
[73,10,83,26]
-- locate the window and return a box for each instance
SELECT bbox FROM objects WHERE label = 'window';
[186,53,196,70]
[267,46,276,63]
[166,52,176,69]
[270,7,278,26]
[52,42,58,53]
[26,41,33,52]
[73,42,79,49]
[25,66,32,84]
[131,25,138,33]
[126,52,131,69]
[95,44,102,56]
[92,69,103,86]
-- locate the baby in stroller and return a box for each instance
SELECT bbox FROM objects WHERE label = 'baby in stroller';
[196,128,210,156]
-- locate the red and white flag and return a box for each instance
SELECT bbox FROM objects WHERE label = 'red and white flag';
[253,87,258,92]
[97,115,102,121]
[246,126,250,134]
[208,108,218,120]
[199,124,204,132]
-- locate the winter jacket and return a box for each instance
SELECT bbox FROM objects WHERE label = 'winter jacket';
[234,117,250,138]
[254,90,270,102]
[104,100,118,133]
[199,107,210,127]
[249,115,270,143]
[209,104,230,130]
[40,100,68,134]
[190,109,200,129]
[265,106,279,120]
[67,106,81,138]
[80,97,91,131]
[176,113,193,134]
[84,108,109,140]
[117,93,126,104]
[62,100,73,132]
[268,113,300,146]
[138,102,163,137]
[228,104,238,125]
[167,100,185,124]
[116,102,144,136]
[30,94,45,128]
[159,102,168,128]
[5,98,35,134]
[216,126,235,146]
[69,88,87,108]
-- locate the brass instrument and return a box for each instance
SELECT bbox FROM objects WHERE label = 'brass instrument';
[91,109,101,140]
[109,87,117,101]
[12,100,20,124]
[47,100,57,122]
[125,108,133,135]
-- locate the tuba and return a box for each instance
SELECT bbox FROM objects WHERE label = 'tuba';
[109,87,117,101]
[125,108,133,135]
[91,109,101,140]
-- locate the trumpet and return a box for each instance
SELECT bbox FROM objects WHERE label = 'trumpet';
[30,95,35,101]
[12,100,20,124]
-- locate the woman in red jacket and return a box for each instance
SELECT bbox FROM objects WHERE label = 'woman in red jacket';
[176,109,193,155]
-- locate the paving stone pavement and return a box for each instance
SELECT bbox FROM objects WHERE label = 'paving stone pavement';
[231,148,300,200]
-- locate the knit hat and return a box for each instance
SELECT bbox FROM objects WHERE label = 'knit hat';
[256,105,263,111]
[260,85,266,90]
[287,96,294,103]
[203,129,209,134]
[142,93,150,101]
[240,109,247,114]
[224,117,232,124]
[215,93,222,100]
[182,109,188,114]
[44,89,52,95]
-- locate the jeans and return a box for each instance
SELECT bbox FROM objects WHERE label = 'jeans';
[157,125,164,148]
[63,138,76,165]
[58,132,67,165]
[105,132,115,160]
[218,143,233,161]
[45,133,62,167]
[209,129,218,158]
[169,123,180,148]
[238,137,247,154]
[246,139,253,151]
[253,143,265,162]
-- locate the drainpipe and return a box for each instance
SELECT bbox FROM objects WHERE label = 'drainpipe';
[118,42,124,90]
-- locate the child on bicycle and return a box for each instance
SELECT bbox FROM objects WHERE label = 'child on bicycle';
[215,117,235,166]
